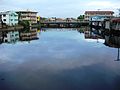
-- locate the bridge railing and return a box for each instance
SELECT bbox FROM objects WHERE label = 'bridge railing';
[40,20,88,23]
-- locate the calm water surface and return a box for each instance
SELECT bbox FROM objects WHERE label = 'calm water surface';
[0,28,120,90]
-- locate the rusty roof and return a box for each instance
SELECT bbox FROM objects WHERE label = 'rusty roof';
[85,11,114,14]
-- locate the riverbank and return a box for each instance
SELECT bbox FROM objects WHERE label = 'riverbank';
[0,25,24,31]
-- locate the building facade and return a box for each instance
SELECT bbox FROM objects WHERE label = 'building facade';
[0,11,18,26]
[84,11,114,21]
[90,16,109,21]
[16,10,38,24]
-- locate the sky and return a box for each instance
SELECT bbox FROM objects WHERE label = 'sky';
[0,0,120,18]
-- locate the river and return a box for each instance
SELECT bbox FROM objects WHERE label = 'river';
[0,28,120,90]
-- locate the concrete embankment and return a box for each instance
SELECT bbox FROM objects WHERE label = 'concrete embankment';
[0,25,24,31]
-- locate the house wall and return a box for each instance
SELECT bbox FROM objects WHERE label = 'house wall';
[1,11,18,26]
[85,11,114,21]
[17,11,37,23]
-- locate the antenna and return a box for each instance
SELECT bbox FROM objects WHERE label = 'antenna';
[97,9,100,11]
[27,9,29,11]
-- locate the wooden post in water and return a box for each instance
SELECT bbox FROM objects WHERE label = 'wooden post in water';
[115,48,120,61]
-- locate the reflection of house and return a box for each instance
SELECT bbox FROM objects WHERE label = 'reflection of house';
[16,10,38,23]
[85,11,114,21]
[0,32,3,44]
[104,35,120,48]
[0,11,18,26]
[20,28,38,41]
[104,19,111,30]
[4,31,19,43]
[111,18,120,30]
[84,30,103,39]
[104,31,120,61]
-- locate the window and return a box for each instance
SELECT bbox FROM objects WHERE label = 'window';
[14,15,18,17]
[11,19,13,21]
[15,19,18,21]
[15,34,18,36]
[3,14,6,17]
[11,34,14,37]
[3,19,6,21]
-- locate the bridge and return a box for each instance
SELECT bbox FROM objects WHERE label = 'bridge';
[36,20,89,28]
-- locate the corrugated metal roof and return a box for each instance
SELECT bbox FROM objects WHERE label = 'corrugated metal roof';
[16,11,38,13]
[85,11,114,14]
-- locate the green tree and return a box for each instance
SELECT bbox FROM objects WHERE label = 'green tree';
[77,15,84,21]
[19,20,30,29]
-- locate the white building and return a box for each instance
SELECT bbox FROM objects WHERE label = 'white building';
[0,11,18,26]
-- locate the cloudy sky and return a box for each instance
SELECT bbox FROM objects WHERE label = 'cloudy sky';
[0,0,120,18]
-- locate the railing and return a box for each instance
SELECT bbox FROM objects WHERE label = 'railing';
[40,20,88,23]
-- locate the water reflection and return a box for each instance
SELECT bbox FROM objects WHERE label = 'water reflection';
[0,27,120,61]
[0,28,39,44]
[83,27,120,61]
[0,27,120,90]
[20,28,39,41]
[104,30,120,61]
[84,27,104,43]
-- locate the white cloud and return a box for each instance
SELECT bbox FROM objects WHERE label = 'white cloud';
[0,5,23,11]
[87,1,113,7]
[0,0,120,17]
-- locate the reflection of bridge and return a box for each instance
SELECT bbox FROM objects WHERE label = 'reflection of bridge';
[39,21,89,28]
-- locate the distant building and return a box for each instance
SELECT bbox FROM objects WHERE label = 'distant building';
[0,11,18,26]
[90,16,110,27]
[90,16,109,21]
[56,18,64,22]
[84,11,114,21]
[48,17,56,21]
[16,10,38,23]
